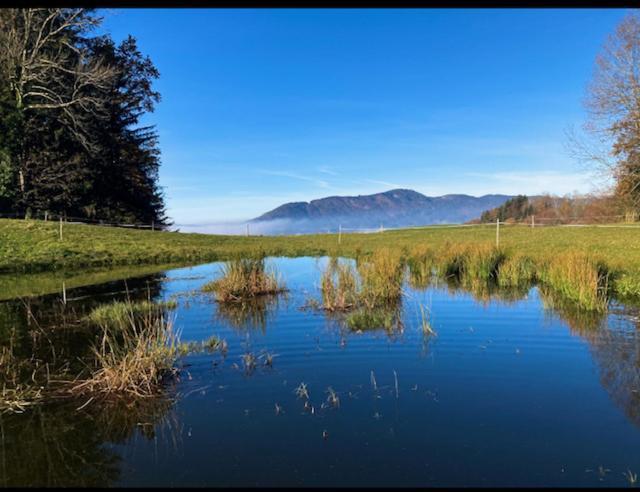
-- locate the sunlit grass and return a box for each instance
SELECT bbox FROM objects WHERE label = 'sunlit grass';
[201,257,286,302]
[538,251,610,312]
[71,301,181,399]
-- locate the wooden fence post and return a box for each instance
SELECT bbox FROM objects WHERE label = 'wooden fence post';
[531,215,535,228]
[59,216,63,241]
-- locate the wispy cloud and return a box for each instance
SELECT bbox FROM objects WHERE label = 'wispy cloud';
[461,170,601,195]
[363,178,407,189]
[258,169,330,188]
[317,166,338,176]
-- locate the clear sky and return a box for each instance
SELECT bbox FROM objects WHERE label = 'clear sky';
[101,8,628,229]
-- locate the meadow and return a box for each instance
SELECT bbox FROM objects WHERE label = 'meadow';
[2,218,640,299]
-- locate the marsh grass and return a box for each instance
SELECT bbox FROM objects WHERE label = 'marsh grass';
[358,248,405,308]
[71,301,181,400]
[202,257,286,302]
[178,335,228,356]
[320,259,359,311]
[433,243,505,283]
[539,251,610,312]
[407,245,436,289]
[86,299,177,331]
[462,244,506,283]
[497,253,537,288]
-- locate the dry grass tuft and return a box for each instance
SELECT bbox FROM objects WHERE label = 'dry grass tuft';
[71,301,180,399]
[202,257,286,302]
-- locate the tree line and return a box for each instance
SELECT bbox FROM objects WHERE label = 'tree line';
[0,8,167,226]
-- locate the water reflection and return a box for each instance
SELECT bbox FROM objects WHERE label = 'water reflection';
[2,259,640,486]
[214,294,284,333]
[0,393,178,487]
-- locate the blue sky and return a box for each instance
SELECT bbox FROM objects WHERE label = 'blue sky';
[101,8,628,228]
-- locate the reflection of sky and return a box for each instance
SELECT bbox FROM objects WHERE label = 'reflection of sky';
[5,257,640,486]
[100,9,625,226]
[106,258,640,486]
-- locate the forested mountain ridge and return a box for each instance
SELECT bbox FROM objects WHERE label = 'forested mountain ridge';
[252,189,513,233]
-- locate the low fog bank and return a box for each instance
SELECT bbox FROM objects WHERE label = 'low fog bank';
[173,220,293,235]
[173,216,456,236]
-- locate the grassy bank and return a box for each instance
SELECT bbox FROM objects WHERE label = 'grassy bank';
[3,218,640,297]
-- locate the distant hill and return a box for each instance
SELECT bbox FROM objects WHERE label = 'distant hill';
[250,189,513,234]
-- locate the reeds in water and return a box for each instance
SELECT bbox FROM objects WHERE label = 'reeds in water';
[497,253,536,288]
[358,248,405,308]
[320,259,359,311]
[407,245,436,288]
[72,301,181,399]
[539,251,610,312]
[86,299,177,331]
[202,257,286,302]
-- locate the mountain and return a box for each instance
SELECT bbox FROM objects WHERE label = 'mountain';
[250,189,513,234]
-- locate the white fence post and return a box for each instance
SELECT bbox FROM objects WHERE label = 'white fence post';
[531,215,535,228]
[59,216,63,241]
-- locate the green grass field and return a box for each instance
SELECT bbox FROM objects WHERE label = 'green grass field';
[2,218,640,297]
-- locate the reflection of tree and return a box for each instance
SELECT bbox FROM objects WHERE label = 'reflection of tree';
[214,295,282,333]
[540,287,640,428]
[587,319,640,428]
[0,391,178,486]
[0,273,166,364]
[0,272,179,485]
[0,404,120,487]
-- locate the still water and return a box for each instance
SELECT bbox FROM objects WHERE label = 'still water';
[1,257,640,487]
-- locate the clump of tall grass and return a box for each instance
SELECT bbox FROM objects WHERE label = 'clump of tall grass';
[434,242,468,278]
[497,253,537,288]
[86,299,177,330]
[72,302,180,399]
[320,259,359,311]
[178,335,228,356]
[407,245,436,288]
[432,243,505,285]
[539,251,610,311]
[202,257,286,302]
[358,248,405,308]
[463,244,506,283]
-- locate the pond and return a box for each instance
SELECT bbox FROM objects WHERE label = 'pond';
[1,256,640,487]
